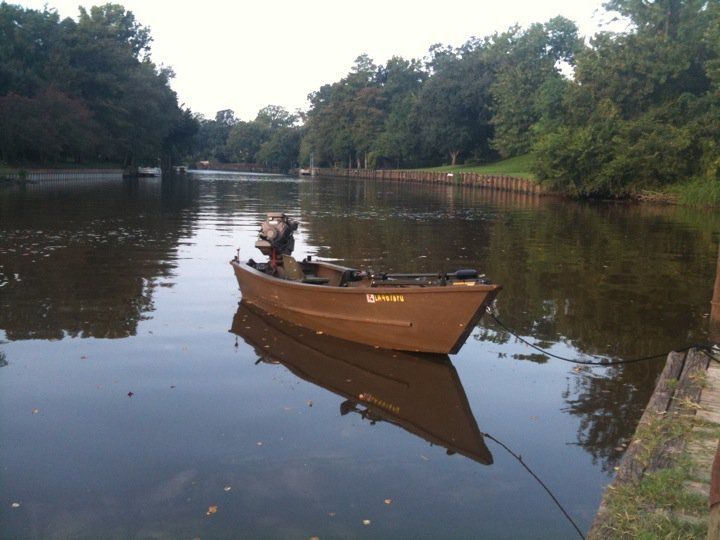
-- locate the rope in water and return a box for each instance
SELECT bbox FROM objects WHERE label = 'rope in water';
[485,307,720,366]
[482,431,586,539]
[481,307,719,539]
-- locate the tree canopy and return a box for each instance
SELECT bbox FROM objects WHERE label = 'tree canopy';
[4,0,718,196]
[533,0,720,196]
[0,2,197,167]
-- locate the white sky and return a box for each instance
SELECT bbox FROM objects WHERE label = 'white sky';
[19,0,616,121]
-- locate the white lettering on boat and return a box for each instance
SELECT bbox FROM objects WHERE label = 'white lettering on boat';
[366,294,405,303]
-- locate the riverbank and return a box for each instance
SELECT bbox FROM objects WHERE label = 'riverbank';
[0,168,123,185]
[308,167,545,195]
[589,348,720,538]
[308,153,720,207]
[416,154,536,179]
[311,167,720,207]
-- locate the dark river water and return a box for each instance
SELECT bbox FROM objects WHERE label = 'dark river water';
[1,172,718,539]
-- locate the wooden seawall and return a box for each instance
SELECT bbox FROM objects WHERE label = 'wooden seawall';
[589,348,720,538]
[308,167,546,195]
[1,169,123,183]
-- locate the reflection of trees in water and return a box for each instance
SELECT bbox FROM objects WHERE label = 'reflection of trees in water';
[300,178,719,471]
[563,364,657,472]
[0,178,199,340]
[484,201,717,470]
[0,175,303,341]
[299,179,496,272]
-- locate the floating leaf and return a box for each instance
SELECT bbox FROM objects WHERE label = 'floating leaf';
[362,519,371,526]
[384,498,393,505]
[224,486,232,492]
[11,502,20,508]
[206,505,218,516]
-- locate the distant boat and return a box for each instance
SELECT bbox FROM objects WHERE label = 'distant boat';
[137,167,160,177]
[299,168,311,176]
[230,301,494,465]
[230,213,501,354]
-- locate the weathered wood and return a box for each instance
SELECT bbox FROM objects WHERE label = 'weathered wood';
[711,241,720,344]
[612,351,687,485]
[710,441,720,540]
[670,349,711,413]
[589,349,710,538]
[651,349,711,470]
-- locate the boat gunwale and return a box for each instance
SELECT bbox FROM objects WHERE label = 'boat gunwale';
[231,259,502,295]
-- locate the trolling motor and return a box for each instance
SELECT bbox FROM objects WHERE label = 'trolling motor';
[255,212,298,270]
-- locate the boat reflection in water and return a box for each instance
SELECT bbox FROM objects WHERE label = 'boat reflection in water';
[230,302,493,466]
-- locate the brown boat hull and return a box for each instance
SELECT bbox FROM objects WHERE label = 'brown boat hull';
[231,260,500,354]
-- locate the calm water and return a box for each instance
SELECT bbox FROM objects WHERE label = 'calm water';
[1,172,718,539]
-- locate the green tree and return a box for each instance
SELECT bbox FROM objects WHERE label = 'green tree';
[416,49,494,165]
[0,3,197,168]
[489,17,581,157]
[255,105,297,130]
[256,126,302,171]
[226,121,270,163]
[533,0,720,196]
[0,89,101,163]
[371,57,426,168]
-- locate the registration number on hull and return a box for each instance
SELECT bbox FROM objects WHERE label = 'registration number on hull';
[366,294,405,303]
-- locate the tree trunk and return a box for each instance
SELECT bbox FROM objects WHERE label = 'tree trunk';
[450,150,460,166]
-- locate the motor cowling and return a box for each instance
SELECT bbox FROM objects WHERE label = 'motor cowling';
[255,212,298,257]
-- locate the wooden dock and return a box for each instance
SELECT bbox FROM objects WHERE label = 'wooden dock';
[589,348,720,538]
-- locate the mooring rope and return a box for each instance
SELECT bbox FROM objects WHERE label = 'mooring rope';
[481,308,719,539]
[486,307,720,366]
[482,431,586,539]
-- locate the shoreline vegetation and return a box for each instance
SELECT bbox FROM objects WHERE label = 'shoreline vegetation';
[417,154,720,207]
[4,154,720,208]
[2,1,718,203]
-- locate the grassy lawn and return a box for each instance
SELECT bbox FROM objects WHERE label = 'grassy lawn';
[417,153,535,179]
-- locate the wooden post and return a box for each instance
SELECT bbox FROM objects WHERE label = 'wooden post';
[707,247,718,539]
[711,240,720,344]
[711,442,720,540]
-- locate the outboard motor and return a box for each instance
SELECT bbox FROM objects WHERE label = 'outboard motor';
[255,212,298,268]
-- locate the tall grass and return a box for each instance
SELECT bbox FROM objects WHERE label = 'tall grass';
[669,178,720,206]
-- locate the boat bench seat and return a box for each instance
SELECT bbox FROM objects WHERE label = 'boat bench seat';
[282,255,329,285]
[302,276,330,285]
